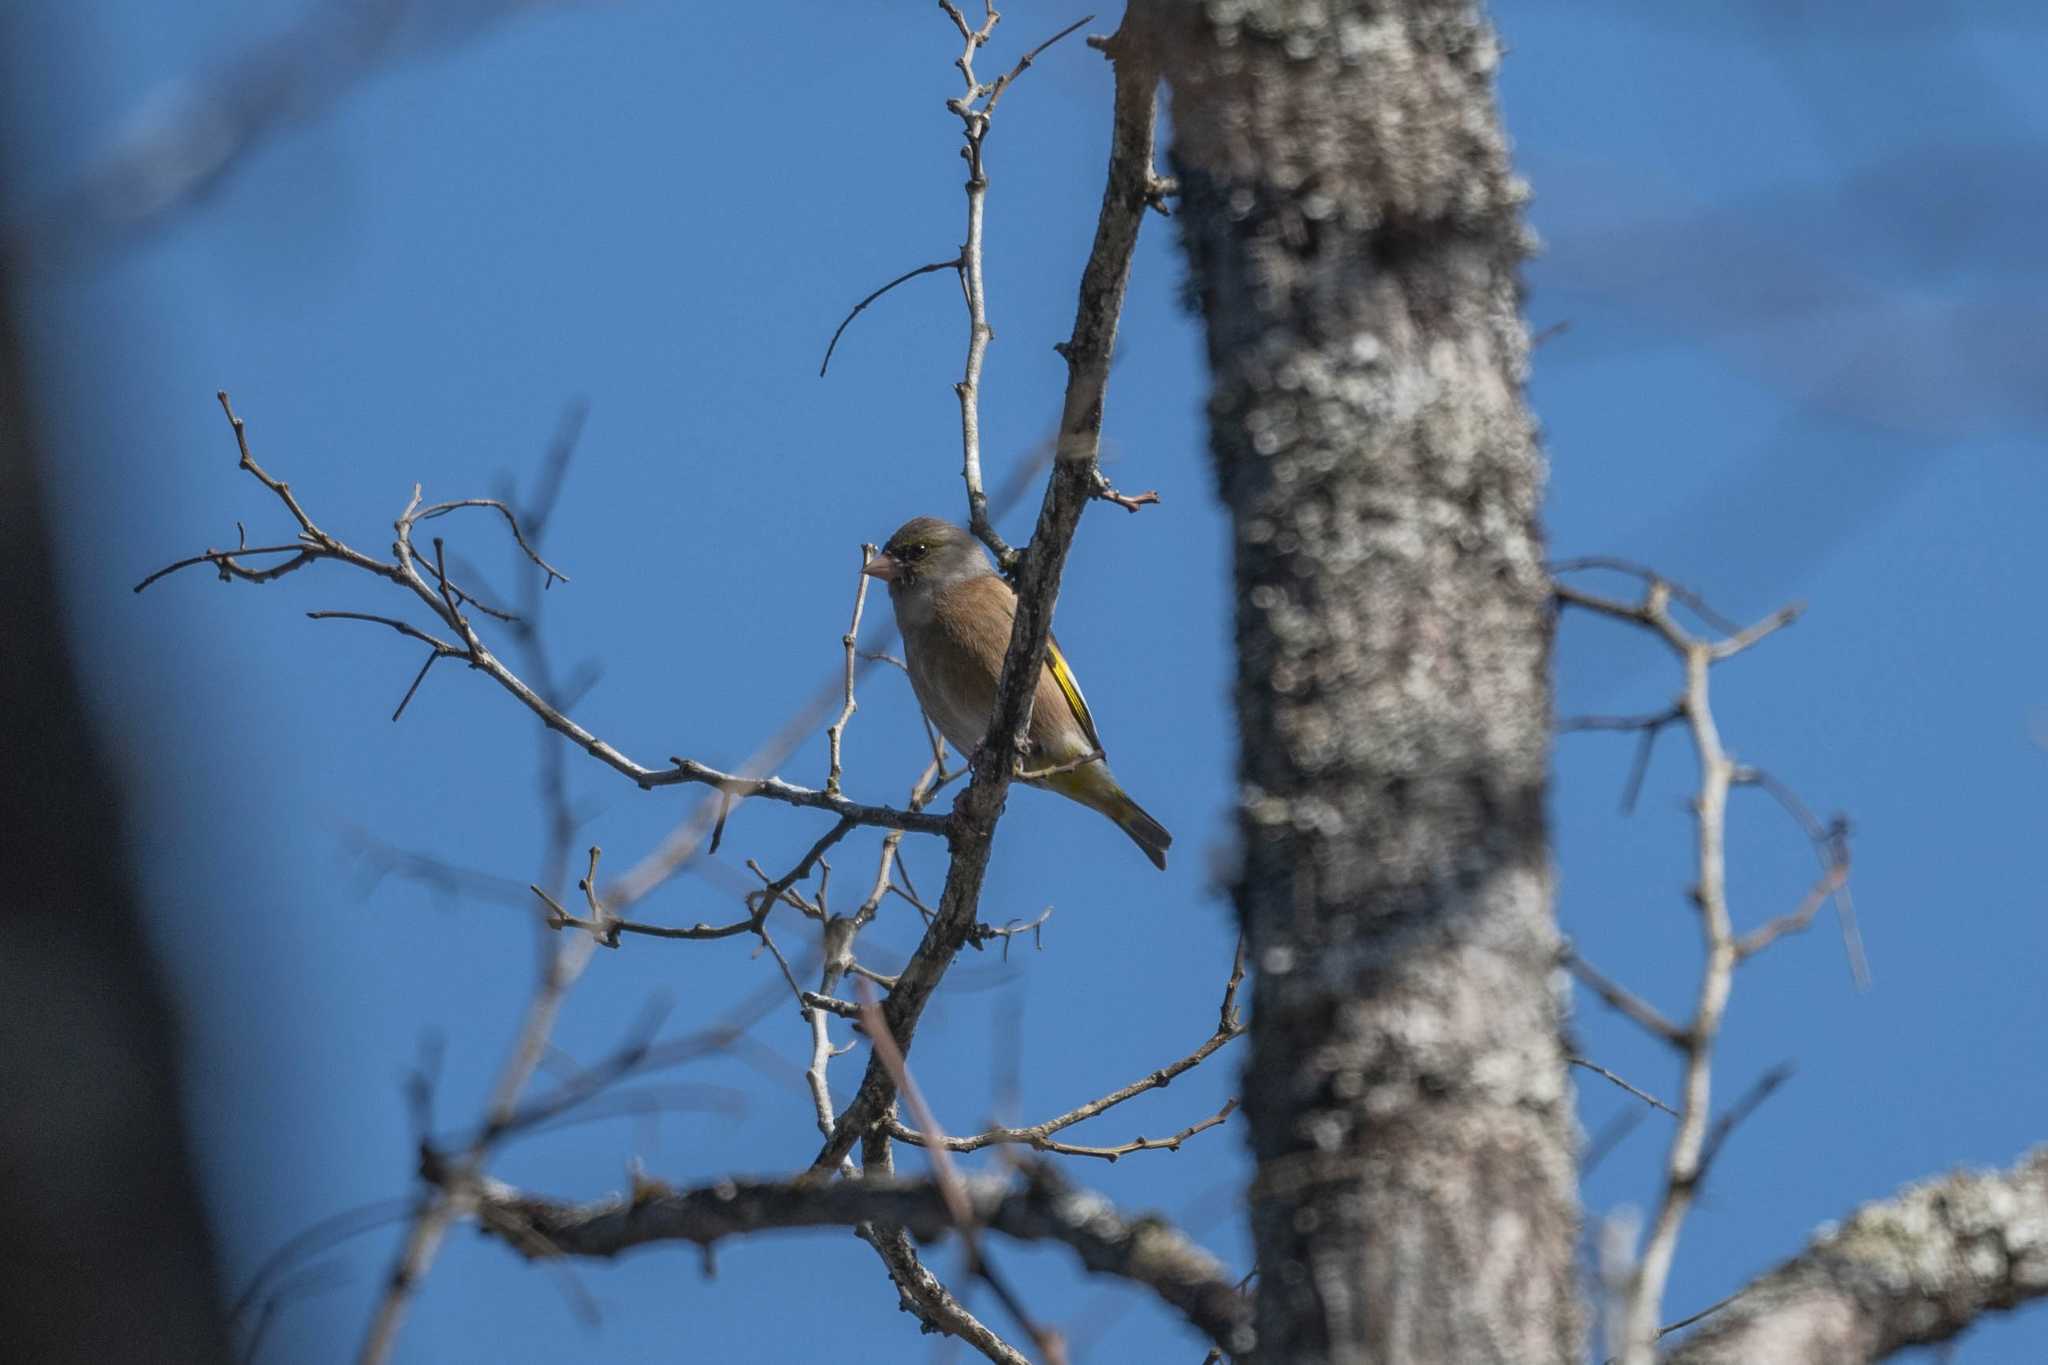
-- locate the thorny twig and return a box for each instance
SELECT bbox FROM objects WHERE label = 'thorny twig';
[137,396,948,840]
[889,935,1245,1162]
[809,0,1165,1185]
[936,6,1096,568]
[179,7,1203,1360]
[468,1162,1253,1358]
[1555,562,1853,1365]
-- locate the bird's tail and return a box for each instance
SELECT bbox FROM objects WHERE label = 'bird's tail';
[1042,764,1173,871]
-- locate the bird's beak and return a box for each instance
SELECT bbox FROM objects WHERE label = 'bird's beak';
[862,553,899,583]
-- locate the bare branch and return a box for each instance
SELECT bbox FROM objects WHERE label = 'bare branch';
[358,861,610,1363]
[825,547,876,796]
[132,542,316,592]
[1710,603,1804,661]
[855,980,1069,1364]
[859,1219,1030,1365]
[18,0,568,263]
[599,434,1053,915]
[810,1,1163,1180]
[819,258,963,377]
[967,905,1053,957]
[983,14,1095,116]
[416,497,569,586]
[937,8,1104,565]
[1734,862,1848,960]
[143,397,949,842]
[1550,556,1744,638]
[1567,1056,1677,1118]
[1734,773,1866,986]
[852,1070,1029,1365]
[1693,1062,1794,1188]
[890,939,1246,1161]
[1664,1145,2048,1364]
[897,1100,1238,1163]
[1555,557,1853,1364]
[472,1166,1254,1360]
[304,610,460,657]
[1583,1107,1649,1177]
[230,1198,415,1328]
[1089,467,1161,514]
[1558,702,1684,814]
[1565,951,1689,1051]
[1015,747,1104,782]
[532,881,753,945]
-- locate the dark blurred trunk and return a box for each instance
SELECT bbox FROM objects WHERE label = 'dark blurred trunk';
[1149,3,1581,1360]
[0,174,232,1365]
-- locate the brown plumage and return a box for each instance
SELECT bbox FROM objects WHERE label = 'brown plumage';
[864,516,1172,870]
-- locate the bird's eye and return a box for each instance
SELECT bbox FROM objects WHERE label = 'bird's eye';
[906,543,927,560]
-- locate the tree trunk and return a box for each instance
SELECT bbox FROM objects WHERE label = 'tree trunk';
[1149,3,1580,1361]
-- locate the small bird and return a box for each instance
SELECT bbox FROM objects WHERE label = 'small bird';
[863,516,1172,870]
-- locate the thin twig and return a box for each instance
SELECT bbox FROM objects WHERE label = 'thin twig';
[826,547,876,797]
[599,433,1053,915]
[230,1198,416,1325]
[1583,1107,1648,1176]
[144,398,950,840]
[899,1099,1238,1163]
[983,15,1094,118]
[132,542,315,592]
[1734,862,1848,960]
[1695,1062,1795,1185]
[968,906,1053,958]
[1557,562,1850,1365]
[891,937,1246,1161]
[939,10,1094,565]
[1015,747,1103,782]
[1568,1055,1678,1118]
[820,258,962,376]
[416,497,569,586]
[1566,952,1688,1050]
[532,882,753,944]
[1735,773,1866,986]
[1090,468,1160,514]
[1559,702,1684,814]
[810,2,1163,1181]
[1551,556,1745,638]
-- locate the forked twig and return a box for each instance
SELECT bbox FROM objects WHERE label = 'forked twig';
[1555,561,1852,1365]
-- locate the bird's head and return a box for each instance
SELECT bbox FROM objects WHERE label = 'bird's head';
[863,516,991,596]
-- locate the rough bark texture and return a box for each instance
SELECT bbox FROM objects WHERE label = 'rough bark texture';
[1666,1145,2048,1365]
[1149,3,1580,1361]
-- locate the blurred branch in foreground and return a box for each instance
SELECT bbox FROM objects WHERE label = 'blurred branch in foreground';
[0,177,230,1364]
[9,0,576,266]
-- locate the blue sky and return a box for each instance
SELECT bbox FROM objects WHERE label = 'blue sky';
[7,3,2044,1361]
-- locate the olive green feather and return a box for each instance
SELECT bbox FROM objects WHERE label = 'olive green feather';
[873,517,1172,871]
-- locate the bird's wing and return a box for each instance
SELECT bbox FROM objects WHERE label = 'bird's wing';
[1044,632,1102,754]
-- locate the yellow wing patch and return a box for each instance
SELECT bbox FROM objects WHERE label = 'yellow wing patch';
[1045,633,1102,753]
